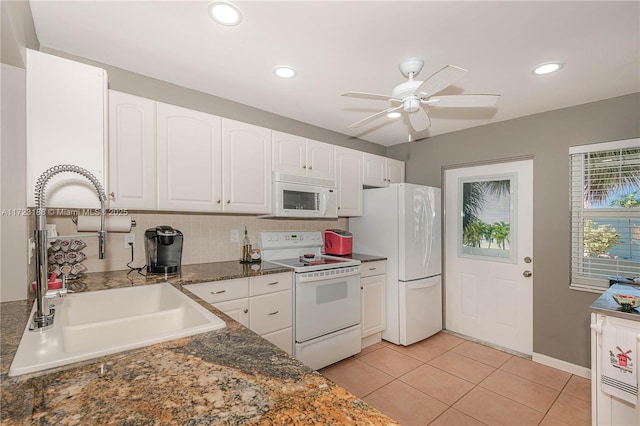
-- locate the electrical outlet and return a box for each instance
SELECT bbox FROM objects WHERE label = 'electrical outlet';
[230,229,240,243]
[124,233,135,248]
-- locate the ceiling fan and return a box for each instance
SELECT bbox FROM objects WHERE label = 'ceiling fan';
[342,58,500,133]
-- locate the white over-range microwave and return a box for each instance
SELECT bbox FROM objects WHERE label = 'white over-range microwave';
[271,172,338,218]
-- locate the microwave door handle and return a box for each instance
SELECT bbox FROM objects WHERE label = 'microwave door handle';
[321,190,328,216]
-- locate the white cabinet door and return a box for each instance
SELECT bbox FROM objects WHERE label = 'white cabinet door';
[272,131,334,180]
[222,119,272,213]
[157,103,222,211]
[249,290,292,335]
[362,153,387,188]
[26,49,107,208]
[214,298,249,328]
[361,274,386,338]
[272,131,306,175]
[262,327,293,355]
[108,91,157,209]
[387,158,405,184]
[334,146,363,217]
[306,139,334,180]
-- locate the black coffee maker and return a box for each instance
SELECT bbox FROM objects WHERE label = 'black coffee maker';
[145,226,183,274]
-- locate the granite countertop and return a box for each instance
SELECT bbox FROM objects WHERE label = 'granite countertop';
[0,261,397,425]
[335,253,387,263]
[590,283,640,322]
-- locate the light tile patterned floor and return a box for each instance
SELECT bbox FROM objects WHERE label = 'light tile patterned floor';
[320,332,591,425]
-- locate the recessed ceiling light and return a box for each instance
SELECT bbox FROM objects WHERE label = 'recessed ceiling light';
[532,61,563,75]
[273,66,296,79]
[387,112,402,119]
[208,2,242,26]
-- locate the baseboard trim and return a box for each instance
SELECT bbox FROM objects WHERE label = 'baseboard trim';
[532,352,591,379]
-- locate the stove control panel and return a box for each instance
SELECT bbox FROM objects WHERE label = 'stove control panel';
[260,231,323,249]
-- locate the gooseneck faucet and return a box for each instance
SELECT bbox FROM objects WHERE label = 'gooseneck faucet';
[31,164,107,330]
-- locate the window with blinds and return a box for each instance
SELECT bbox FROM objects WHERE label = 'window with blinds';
[569,138,640,291]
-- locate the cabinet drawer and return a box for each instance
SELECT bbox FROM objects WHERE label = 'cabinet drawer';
[249,290,292,335]
[213,298,249,328]
[250,272,293,296]
[186,278,249,304]
[360,260,386,278]
[262,327,293,355]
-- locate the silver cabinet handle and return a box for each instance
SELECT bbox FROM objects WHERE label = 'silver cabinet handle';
[523,271,532,278]
[109,192,115,200]
[267,310,279,316]
[302,165,307,169]
[267,281,279,286]
[226,200,231,204]
[243,309,248,314]
[308,166,312,170]
[216,200,221,204]
[368,267,377,271]
[211,289,226,294]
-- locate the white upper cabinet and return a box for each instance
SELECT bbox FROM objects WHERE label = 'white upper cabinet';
[362,153,405,188]
[26,49,107,208]
[272,131,334,180]
[362,153,387,187]
[334,146,363,217]
[387,158,405,185]
[157,102,222,212]
[222,119,272,214]
[108,91,157,209]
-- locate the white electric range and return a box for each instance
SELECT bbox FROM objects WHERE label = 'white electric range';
[260,231,362,370]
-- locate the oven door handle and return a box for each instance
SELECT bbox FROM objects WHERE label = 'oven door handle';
[296,268,361,283]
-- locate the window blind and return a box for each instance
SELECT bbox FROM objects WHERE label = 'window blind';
[569,139,640,291]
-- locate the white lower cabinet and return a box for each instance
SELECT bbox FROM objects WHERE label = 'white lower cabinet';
[591,312,640,425]
[212,298,249,328]
[186,272,293,355]
[360,260,386,347]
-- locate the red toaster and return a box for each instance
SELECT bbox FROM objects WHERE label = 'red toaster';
[324,229,353,255]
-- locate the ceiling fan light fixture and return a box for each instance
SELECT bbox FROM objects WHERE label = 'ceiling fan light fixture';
[387,112,402,119]
[532,61,563,75]
[273,66,296,79]
[208,2,242,26]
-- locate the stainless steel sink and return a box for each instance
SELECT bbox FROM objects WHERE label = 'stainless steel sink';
[9,283,226,376]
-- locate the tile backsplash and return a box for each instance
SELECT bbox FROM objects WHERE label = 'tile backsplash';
[48,212,347,273]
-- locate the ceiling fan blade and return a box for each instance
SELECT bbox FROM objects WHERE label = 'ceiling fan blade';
[416,65,468,97]
[348,105,403,128]
[341,91,400,102]
[408,107,431,132]
[425,94,501,107]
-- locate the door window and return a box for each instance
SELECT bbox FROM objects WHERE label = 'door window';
[458,174,516,262]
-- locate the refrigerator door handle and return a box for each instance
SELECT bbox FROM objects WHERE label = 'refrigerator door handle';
[406,276,440,290]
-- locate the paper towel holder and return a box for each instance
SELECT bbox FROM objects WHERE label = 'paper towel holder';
[70,212,136,233]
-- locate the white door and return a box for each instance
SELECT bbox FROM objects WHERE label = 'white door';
[445,159,533,355]
[306,139,334,180]
[334,146,363,217]
[108,91,157,209]
[272,131,306,176]
[222,119,271,214]
[157,103,222,212]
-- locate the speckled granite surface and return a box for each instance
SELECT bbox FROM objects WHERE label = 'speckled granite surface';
[1,261,397,425]
[591,283,640,322]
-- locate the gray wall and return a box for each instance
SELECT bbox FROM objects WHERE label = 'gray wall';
[41,48,385,156]
[387,93,640,368]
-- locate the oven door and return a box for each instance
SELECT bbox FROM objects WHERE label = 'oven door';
[295,268,361,343]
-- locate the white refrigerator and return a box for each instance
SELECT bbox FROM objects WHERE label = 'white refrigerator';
[350,183,442,346]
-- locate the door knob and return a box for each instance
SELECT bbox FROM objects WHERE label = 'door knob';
[523,270,532,278]
[524,256,532,263]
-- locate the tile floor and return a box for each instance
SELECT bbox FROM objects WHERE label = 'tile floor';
[320,332,591,425]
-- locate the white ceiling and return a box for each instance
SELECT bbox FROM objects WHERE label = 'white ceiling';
[28,1,639,147]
